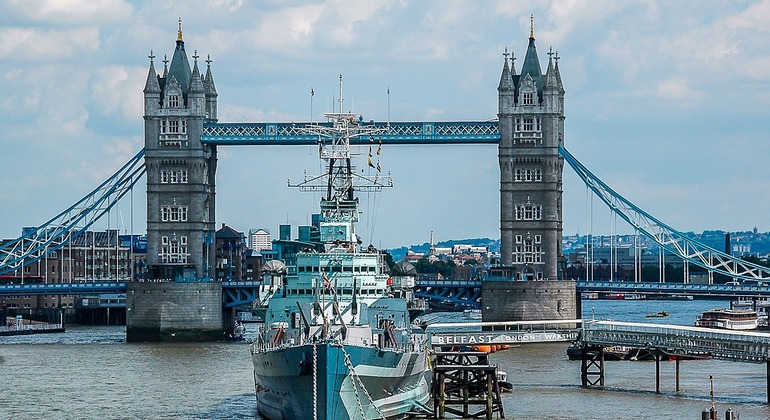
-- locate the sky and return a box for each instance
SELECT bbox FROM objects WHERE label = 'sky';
[1,0,770,250]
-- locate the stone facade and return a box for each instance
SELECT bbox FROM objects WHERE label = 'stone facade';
[497,23,565,280]
[126,282,223,341]
[481,280,577,323]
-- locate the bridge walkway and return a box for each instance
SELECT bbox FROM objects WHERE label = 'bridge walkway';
[580,320,770,402]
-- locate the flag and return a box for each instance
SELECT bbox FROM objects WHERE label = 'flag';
[323,272,332,290]
[368,157,375,168]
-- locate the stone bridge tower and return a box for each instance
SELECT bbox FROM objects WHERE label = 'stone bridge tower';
[483,19,575,323]
[128,22,223,341]
[142,20,218,281]
[497,19,565,280]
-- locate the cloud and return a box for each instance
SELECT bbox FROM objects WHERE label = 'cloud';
[0,27,100,61]
[2,0,133,25]
[90,65,146,121]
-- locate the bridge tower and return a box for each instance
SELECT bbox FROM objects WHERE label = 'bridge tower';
[497,17,565,280]
[143,20,218,280]
[128,21,223,341]
[484,19,575,323]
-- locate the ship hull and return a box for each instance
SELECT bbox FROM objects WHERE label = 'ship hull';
[253,342,430,419]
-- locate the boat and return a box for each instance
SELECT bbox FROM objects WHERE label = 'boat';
[645,311,669,318]
[250,78,430,420]
[732,297,770,327]
[496,370,513,392]
[463,309,482,320]
[566,344,630,361]
[695,308,759,330]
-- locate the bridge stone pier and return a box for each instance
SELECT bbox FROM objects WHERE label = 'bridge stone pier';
[126,282,223,342]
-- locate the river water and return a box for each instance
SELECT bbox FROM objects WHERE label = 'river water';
[2,299,770,419]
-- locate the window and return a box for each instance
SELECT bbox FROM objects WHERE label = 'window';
[514,204,542,221]
[159,235,188,263]
[523,92,534,105]
[515,235,522,244]
[534,235,542,244]
[160,205,189,222]
[168,95,179,107]
[515,169,522,181]
[523,118,534,131]
[160,169,188,184]
[169,120,180,133]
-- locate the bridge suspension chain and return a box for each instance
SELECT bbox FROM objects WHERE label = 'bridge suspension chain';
[0,149,146,275]
[559,145,770,282]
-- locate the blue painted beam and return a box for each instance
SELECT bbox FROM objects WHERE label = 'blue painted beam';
[201,121,500,145]
[0,282,127,295]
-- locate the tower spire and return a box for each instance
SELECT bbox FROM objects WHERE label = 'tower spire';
[529,14,534,39]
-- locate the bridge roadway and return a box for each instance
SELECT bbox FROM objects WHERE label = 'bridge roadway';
[6,279,770,311]
[0,281,260,308]
[414,279,770,310]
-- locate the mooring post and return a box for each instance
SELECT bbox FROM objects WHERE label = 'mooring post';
[655,353,661,393]
[766,359,770,404]
[675,357,681,393]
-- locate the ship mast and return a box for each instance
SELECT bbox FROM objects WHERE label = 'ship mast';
[289,75,392,252]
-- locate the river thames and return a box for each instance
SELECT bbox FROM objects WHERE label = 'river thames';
[3,298,770,419]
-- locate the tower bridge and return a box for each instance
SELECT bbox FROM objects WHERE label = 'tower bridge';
[3,20,770,341]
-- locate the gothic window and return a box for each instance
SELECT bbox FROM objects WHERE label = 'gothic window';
[162,170,188,184]
[534,235,542,244]
[515,169,522,181]
[169,120,180,134]
[168,95,180,107]
[515,235,522,244]
[525,170,532,181]
[160,205,189,222]
[534,169,542,181]
[523,118,534,131]
[514,118,521,132]
[536,117,541,131]
[514,204,543,221]
[524,92,534,105]
[159,235,188,263]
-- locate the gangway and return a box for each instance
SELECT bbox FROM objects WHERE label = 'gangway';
[578,320,770,402]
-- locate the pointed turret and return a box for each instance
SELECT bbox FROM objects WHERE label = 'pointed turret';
[144,51,161,94]
[498,49,515,114]
[204,54,218,121]
[518,15,543,101]
[167,18,192,94]
[188,51,205,116]
[190,53,204,94]
[544,48,558,90]
[144,51,161,115]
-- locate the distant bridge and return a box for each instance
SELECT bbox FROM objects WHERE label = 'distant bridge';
[413,279,770,310]
[0,281,260,308]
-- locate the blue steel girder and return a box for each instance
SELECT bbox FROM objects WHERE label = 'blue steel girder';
[201,121,500,145]
[414,281,481,309]
[0,282,127,296]
[222,281,260,308]
[560,145,770,283]
[0,150,146,275]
